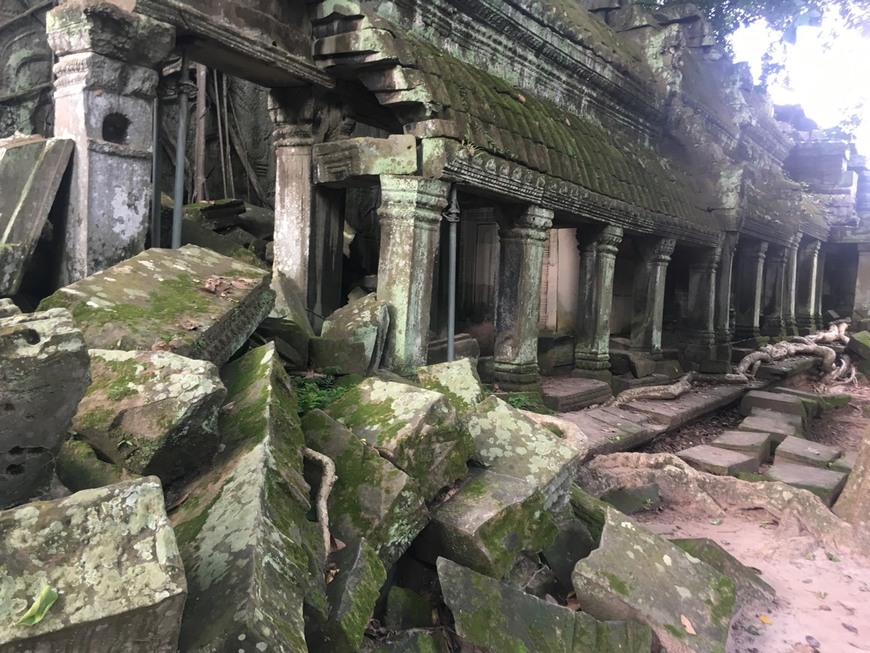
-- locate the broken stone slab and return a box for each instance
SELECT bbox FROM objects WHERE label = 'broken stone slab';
[677,445,760,476]
[561,407,664,457]
[319,292,390,374]
[0,298,21,317]
[38,244,274,367]
[413,468,557,578]
[771,387,850,416]
[0,308,90,509]
[572,506,736,653]
[543,516,598,593]
[844,330,870,361]
[600,483,662,514]
[748,406,804,428]
[710,431,771,464]
[171,343,325,652]
[774,436,841,468]
[256,314,311,371]
[541,376,612,412]
[466,395,581,509]
[737,415,802,443]
[308,539,386,653]
[0,478,186,651]
[309,336,371,376]
[439,557,653,653]
[301,409,428,565]
[384,586,432,630]
[56,438,139,492]
[764,462,848,507]
[833,436,870,530]
[71,349,225,485]
[0,137,74,296]
[324,378,474,500]
[831,450,858,473]
[740,390,809,421]
[417,357,486,414]
[669,538,775,610]
[622,384,745,430]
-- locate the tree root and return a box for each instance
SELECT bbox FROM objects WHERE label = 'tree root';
[611,372,695,406]
[303,447,337,563]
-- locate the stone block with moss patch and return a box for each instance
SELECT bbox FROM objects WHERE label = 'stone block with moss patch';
[438,557,652,653]
[1,308,90,509]
[572,507,736,653]
[318,293,390,374]
[171,343,324,652]
[302,409,428,565]
[413,469,557,578]
[384,586,433,630]
[308,539,386,653]
[466,396,581,509]
[56,438,139,492]
[417,357,485,414]
[0,478,186,650]
[38,245,274,367]
[324,378,474,500]
[71,350,225,485]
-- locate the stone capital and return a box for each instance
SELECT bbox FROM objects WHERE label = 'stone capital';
[47,3,174,66]
[690,245,722,273]
[640,237,676,265]
[378,175,450,228]
[799,237,822,256]
[52,52,160,98]
[269,88,315,146]
[738,239,769,261]
[502,205,553,244]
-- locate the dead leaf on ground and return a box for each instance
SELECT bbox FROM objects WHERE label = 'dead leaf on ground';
[759,614,773,625]
[680,615,696,635]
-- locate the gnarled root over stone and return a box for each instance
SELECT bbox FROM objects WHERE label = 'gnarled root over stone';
[303,447,337,563]
[610,372,695,406]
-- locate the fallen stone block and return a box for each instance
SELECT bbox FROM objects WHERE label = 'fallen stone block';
[0,478,186,651]
[600,483,662,514]
[748,406,804,428]
[833,437,870,530]
[255,314,311,371]
[302,409,428,565]
[0,136,74,296]
[542,376,612,412]
[439,557,653,653]
[39,244,274,367]
[361,629,451,652]
[710,431,771,464]
[56,438,139,492]
[310,335,372,375]
[737,415,802,443]
[308,539,385,653]
[324,378,474,500]
[0,308,90,509]
[538,332,575,376]
[572,506,736,653]
[764,462,848,506]
[831,450,858,473]
[384,586,432,630]
[677,445,760,476]
[417,357,486,414]
[774,436,841,468]
[740,390,808,421]
[414,469,557,578]
[466,395,580,509]
[772,387,851,413]
[844,330,870,362]
[543,516,598,592]
[318,293,390,374]
[172,343,324,651]
[0,298,21,317]
[71,349,225,484]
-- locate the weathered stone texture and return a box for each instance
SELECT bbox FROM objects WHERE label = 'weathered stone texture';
[56,438,139,492]
[314,292,390,374]
[833,434,870,532]
[72,349,226,484]
[172,343,324,652]
[0,478,186,651]
[417,357,486,413]
[0,308,90,509]
[39,245,274,367]
[324,378,474,500]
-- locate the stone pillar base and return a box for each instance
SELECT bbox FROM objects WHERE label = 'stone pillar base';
[796,315,818,335]
[493,361,541,392]
[760,317,786,341]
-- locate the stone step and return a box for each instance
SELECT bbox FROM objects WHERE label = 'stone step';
[774,436,842,468]
[622,384,745,429]
[737,415,803,443]
[560,409,665,458]
[831,451,858,473]
[710,430,772,464]
[611,373,671,396]
[763,462,848,506]
[771,387,851,414]
[754,356,820,381]
[541,376,612,412]
[748,407,804,428]
[740,390,809,420]
[677,445,760,476]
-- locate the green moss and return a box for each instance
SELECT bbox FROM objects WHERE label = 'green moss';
[602,572,631,597]
[173,489,222,549]
[73,406,115,431]
[706,575,737,626]
[85,357,149,401]
[735,471,765,482]
[663,623,688,640]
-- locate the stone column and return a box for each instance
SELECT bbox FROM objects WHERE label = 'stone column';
[814,245,827,329]
[630,237,676,358]
[714,232,738,364]
[795,237,821,334]
[269,88,315,322]
[853,243,870,321]
[782,236,799,336]
[493,205,554,391]
[376,175,449,374]
[760,245,786,340]
[47,3,174,285]
[573,224,623,382]
[733,239,769,345]
[685,246,720,366]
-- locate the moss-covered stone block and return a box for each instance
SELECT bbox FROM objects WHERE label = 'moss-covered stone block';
[361,629,451,652]
[172,343,324,652]
[324,378,474,500]
[417,357,485,414]
[38,245,274,367]
[0,478,186,650]
[302,409,428,565]
[466,396,580,509]
[572,507,736,653]
[71,349,225,484]
[414,469,557,578]
[384,586,433,630]
[438,557,652,653]
[55,438,139,492]
[319,293,390,374]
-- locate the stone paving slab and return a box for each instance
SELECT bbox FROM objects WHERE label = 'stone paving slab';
[772,387,851,414]
[774,436,842,468]
[541,376,612,412]
[831,451,858,473]
[710,430,772,464]
[748,407,804,428]
[764,462,848,506]
[754,356,819,381]
[677,444,760,476]
[740,390,808,420]
[623,384,745,429]
[737,415,803,443]
[560,408,665,458]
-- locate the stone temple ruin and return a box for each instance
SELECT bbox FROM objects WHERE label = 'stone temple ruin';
[2,1,870,652]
